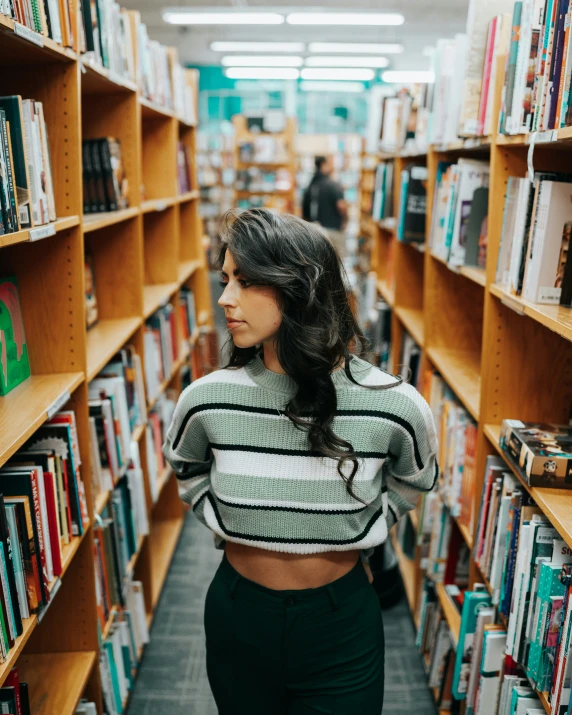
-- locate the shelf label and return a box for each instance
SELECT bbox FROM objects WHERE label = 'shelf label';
[47,389,71,419]
[29,223,56,242]
[14,22,44,47]
[155,200,167,212]
[528,129,557,144]
[500,294,525,316]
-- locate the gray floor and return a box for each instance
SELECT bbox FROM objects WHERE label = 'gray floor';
[126,272,436,714]
[126,514,437,715]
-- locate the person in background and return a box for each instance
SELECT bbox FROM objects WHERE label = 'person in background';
[302,155,348,258]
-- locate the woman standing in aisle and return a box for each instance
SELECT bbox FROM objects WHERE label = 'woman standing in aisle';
[163,208,438,715]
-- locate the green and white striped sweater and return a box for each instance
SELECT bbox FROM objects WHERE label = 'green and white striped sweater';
[163,353,438,554]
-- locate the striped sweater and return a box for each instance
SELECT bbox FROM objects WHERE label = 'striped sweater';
[162,353,438,554]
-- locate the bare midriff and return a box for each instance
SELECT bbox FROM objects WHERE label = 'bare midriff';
[225,542,361,590]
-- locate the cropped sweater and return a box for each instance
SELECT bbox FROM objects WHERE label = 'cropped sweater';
[162,353,439,554]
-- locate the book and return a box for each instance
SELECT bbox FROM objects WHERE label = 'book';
[397,165,428,243]
[0,277,31,396]
[0,97,32,228]
[84,252,98,329]
[501,420,572,488]
[452,589,492,699]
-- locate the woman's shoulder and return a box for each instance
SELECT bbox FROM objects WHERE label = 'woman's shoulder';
[179,365,257,403]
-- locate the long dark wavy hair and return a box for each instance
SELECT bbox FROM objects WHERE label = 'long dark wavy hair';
[216,208,402,501]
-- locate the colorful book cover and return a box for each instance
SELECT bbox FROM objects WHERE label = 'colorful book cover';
[452,590,492,699]
[504,1,524,132]
[0,276,31,396]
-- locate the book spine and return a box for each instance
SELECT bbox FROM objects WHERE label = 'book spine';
[0,544,17,644]
[29,470,50,602]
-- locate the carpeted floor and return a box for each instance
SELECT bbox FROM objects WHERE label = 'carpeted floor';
[126,514,437,715]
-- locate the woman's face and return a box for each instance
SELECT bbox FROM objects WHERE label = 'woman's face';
[218,250,282,349]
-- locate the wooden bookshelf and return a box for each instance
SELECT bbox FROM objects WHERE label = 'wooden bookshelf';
[232,115,297,214]
[365,51,572,715]
[435,584,460,648]
[0,36,211,711]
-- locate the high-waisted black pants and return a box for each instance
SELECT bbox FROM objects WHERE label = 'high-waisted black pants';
[204,555,385,714]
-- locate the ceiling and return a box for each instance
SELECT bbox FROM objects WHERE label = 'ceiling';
[120,0,470,71]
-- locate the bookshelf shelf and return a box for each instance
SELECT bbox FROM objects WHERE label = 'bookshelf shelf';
[435,583,460,649]
[484,425,572,551]
[149,517,184,609]
[177,190,200,203]
[0,372,84,465]
[490,284,572,342]
[143,282,180,319]
[178,259,201,285]
[83,207,140,233]
[81,61,138,95]
[0,216,81,249]
[86,317,143,381]
[0,15,76,63]
[377,280,395,308]
[391,531,417,617]
[0,35,207,708]
[141,197,178,214]
[139,96,175,120]
[425,347,481,421]
[395,306,425,347]
[18,651,97,715]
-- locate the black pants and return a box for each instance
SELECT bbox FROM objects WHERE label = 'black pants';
[204,555,385,714]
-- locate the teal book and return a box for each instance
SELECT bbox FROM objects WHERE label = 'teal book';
[0,97,32,228]
[509,685,539,713]
[104,640,123,714]
[397,169,409,242]
[0,543,17,644]
[452,590,492,700]
[0,276,31,396]
[504,2,524,133]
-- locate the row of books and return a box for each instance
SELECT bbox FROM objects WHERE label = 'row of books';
[361,281,392,372]
[416,581,459,712]
[82,137,128,214]
[377,85,432,155]
[396,164,428,244]
[177,141,193,195]
[367,162,395,223]
[89,346,146,491]
[496,172,572,307]
[424,371,478,536]
[499,0,572,135]
[430,159,489,269]
[99,579,149,715]
[0,95,56,235]
[0,668,30,715]
[238,137,291,165]
[0,0,79,50]
[235,168,293,194]
[0,408,88,656]
[81,0,134,83]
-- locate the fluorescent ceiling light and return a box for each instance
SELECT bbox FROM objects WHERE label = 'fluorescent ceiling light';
[163,10,284,25]
[300,81,364,93]
[301,68,375,81]
[211,42,305,52]
[287,12,404,26]
[382,70,434,83]
[222,55,303,67]
[224,67,300,79]
[305,56,389,68]
[308,42,404,54]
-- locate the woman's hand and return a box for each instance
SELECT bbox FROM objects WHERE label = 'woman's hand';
[362,560,374,584]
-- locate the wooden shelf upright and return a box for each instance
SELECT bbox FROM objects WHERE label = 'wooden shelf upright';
[0,26,211,714]
[366,54,572,714]
[232,115,297,215]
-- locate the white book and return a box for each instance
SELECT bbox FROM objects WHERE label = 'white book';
[449,159,490,266]
[99,651,119,715]
[507,179,533,294]
[444,34,469,143]
[90,377,131,459]
[110,626,129,703]
[475,631,507,715]
[459,0,516,136]
[143,329,160,401]
[145,424,159,503]
[490,489,516,603]
[131,352,147,427]
[127,441,149,537]
[100,399,120,479]
[380,97,400,153]
[429,39,456,145]
[132,581,150,645]
[522,180,572,304]
[35,102,56,222]
[496,177,523,285]
[20,99,42,226]
[506,523,531,656]
[467,608,496,708]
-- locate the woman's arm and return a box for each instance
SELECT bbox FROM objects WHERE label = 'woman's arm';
[384,384,439,531]
[162,384,214,526]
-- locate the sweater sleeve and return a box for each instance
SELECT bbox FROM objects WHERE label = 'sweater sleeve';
[384,384,439,532]
[162,384,213,527]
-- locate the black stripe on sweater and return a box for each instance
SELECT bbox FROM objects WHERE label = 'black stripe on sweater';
[213,484,387,516]
[210,443,388,459]
[172,403,425,468]
[193,491,386,546]
[391,459,439,493]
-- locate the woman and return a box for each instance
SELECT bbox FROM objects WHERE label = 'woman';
[163,208,438,714]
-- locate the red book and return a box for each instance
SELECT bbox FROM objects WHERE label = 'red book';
[94,528,111,617]
[28,468,49,598]
[477,16,498,136]
[42,472,62,577]
[179,301,190,341]
[59,458,74,539]
[4,669,21,715]
[169,310,178,361]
